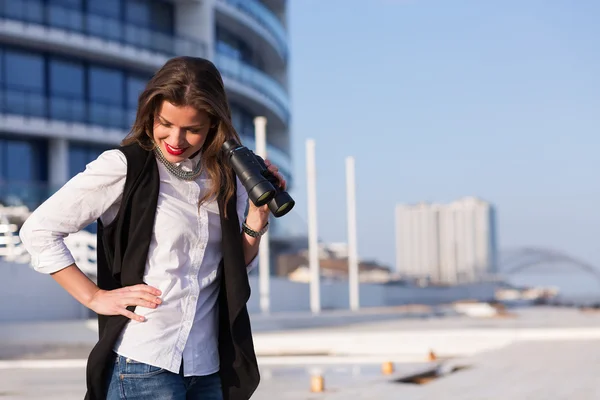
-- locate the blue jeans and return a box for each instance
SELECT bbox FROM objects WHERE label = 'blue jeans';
[106,354,223,400]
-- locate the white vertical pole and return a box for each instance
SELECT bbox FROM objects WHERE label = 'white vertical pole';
[346,156,359,311]
[306,139,321,313]
[254,116,270,314]
[48,138,69,186]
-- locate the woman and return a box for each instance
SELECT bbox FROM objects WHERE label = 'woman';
[19,56,285,400]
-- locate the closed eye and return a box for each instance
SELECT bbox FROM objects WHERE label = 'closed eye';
[157,116,204,133]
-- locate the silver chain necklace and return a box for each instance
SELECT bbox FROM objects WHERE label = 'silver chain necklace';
[153,145,202,181]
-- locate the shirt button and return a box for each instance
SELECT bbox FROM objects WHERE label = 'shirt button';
[191,296,197,301]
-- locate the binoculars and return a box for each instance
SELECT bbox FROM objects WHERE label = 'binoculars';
[222,140,295,218]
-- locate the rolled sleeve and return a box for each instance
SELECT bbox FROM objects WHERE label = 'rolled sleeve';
[19,224,76,274]
[19,149,127,274]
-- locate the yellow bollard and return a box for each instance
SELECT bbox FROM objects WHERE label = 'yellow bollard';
[381,361,395,375]
[428,349,437,361]
[310,375,325,393]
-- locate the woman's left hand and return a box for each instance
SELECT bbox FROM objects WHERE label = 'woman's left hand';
[246,159,286,224]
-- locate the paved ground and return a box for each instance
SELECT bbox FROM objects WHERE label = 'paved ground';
[3,306,598,360]
[414,340,600,400]
[255,339,600,400]
[2,307,600,399]
[2,340,600,399]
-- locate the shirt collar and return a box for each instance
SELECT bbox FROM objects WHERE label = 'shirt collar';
[175,150,202,172]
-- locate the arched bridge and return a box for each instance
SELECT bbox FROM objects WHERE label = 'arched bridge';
[498,247,600,284]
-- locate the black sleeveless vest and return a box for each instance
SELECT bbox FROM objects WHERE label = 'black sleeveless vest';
[85,143,260,400]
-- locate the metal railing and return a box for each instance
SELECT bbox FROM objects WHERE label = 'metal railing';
[1,0,206,58]
[0,87,134,130]
[0,208,30,263]
[215,52,290,123]
[219,0,288,60]
[0,222,97,276]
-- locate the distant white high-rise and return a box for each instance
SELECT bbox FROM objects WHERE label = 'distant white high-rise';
[395,197,498,285]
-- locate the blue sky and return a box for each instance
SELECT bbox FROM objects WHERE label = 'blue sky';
[285,0,600,270]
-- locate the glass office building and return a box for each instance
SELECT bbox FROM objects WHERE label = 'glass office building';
[0,0,293,249]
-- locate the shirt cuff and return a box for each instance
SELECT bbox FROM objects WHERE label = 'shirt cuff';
[28,243,76,275]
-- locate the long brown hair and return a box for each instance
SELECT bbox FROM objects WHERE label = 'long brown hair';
[122,56,241,212]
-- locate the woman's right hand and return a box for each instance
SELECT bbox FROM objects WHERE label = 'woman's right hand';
[87,284,162,322]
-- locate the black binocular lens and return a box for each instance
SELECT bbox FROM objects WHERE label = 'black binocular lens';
[270,191,294,218]
[222,140,295,218]
[249,181,276,207]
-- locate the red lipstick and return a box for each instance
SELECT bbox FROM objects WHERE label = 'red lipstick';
[164,143,186,156]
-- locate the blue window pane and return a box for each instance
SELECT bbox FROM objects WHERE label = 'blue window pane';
[49,0,83,6]
[5,0,44,23]
[86,13,123,41]
[126,76,146,109]
[50,97,86,122]
[153,32,173,54]
[69,144,109,177]
[50,59,84,97]
[89,103,124,128]
[89,66,124,104]
[150,1,174,34]
[216,27,264,70]
[68,146,88,176]
[5,90,46,117]
[0,141,5,182]
[2,139,46,184]
[87,0,121,18]
[127,109,137,128]
[124,24,152,49]
[5,50,44,91]
[6,141,33,181]
[231,103,255,137]
[48,4,84,31]
[125,0,150,26]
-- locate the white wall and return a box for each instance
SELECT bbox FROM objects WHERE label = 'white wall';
[0,261,87,322]
[175,0,215,59]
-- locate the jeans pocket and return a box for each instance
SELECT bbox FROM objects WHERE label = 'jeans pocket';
[118,355,165,378]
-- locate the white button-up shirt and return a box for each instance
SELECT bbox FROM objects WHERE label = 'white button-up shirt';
[19,149,257,376]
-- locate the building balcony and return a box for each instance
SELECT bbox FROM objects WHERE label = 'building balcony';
[216,0,288,62]
[0,85,131,129]
[0,88,128,145]
[1,0,290,128]
[0,87,291,182]
[215,51,290,126]
[0,0,205,71]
